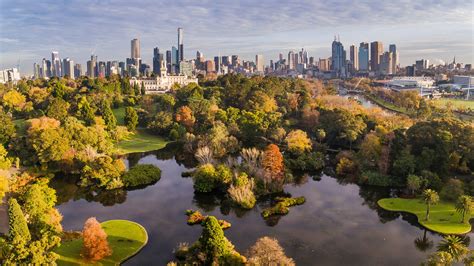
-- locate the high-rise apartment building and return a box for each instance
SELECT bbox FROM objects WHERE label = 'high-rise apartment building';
[231,55,240,67]
[331,38,346,77]
[178,28,184,62]
[319,58,330,71]
[171,46,178,74]
[415,59,430,71]
[370,41,383,72]
[358,42,369,72]
[349,45,359,72]
[166,50,172,74]
[256,54,264,72]
[51,51,62,77]
[33,63,40,79]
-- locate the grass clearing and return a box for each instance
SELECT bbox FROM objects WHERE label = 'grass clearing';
[115,128,169,155]
[378,198,473,235]
[364,94,413,115]
[55,219,148,266]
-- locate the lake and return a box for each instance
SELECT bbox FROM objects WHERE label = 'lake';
[52,147,473,265]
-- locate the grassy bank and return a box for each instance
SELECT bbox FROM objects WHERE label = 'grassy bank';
[55,219,148,266]
[378,198,473,235]
[364,94,413,115]
[115,129,169,154]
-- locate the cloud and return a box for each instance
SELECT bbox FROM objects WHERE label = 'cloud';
[0,0,472,74]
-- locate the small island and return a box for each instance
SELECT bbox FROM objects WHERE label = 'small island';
[55,219,148,265]
[378,198,473,235]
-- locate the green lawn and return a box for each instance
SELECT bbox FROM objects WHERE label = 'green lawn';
[115,128,169,155]
[112,107,126,126]
[378,198,473,235]
[55,220,148,266]
[433,98,474,110]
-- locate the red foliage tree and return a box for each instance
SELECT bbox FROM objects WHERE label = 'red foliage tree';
[175,106,195,131]
[81,217,112,261]
[262,144,284,184]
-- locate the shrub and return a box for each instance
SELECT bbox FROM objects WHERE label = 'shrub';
[81,217,111,261]
[261,197,305,218]
[228,175,256,209]
[336,157,358,178]
[121,164,161,188]
[193,164,217,192]
[247,237,295,266]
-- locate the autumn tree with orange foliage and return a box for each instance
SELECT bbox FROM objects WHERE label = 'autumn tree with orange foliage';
[175,106,195,131]
[261,144,284,191]
[82,217,112,261]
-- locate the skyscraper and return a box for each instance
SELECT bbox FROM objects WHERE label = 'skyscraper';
[380,52,393,75]
[51,51,61,77]
[349,45,359,72]
[231,55,240,67]
[331,37,346,77]
[370,41,383,72]
[153,47,164,75]
[358,42,369,71]
[288,51,295,70]
[74,64,82,78]
[171,46,178,74]
[178,28,184,62]
[166,50,172,74]
[63,58,74,79]
[131,38,140,59]
[87,55,96,78]
[256,54,264,72]
[389,44,398,73]
[33,63,40,79]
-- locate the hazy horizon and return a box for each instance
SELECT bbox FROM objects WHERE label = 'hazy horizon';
[1,0,473,75]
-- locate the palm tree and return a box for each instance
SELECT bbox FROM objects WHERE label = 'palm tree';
[414,230,433,252]
[422,189,439,221]
[437,235,469,262]
[455,195,473,223]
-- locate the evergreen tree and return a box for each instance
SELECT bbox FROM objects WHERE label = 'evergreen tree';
[141,82,146,95]
[8,198,31,244]
[100,101,117,131]
[124,107,138,131]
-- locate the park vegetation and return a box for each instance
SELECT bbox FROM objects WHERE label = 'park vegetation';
[1,74,473,264]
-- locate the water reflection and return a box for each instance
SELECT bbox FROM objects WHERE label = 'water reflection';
[53,149,473,266]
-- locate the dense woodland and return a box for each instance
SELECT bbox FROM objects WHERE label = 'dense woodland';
[0,74,473,264]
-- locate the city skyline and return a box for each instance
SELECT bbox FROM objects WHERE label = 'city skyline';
[1,0,473,74]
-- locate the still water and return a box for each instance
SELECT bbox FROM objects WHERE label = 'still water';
[53,147,473,266]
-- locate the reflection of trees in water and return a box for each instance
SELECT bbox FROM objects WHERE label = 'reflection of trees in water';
[127,152,143,168]
[51,177,128,207]
[358,185,400,223]
[414,230,434,252]
[192,192,252,218]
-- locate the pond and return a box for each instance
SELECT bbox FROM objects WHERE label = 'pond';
[52,147,473,265]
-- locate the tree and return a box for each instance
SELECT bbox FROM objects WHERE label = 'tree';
[100,100,117,131]
[2,90,26,112]
[76,96,95,126]
[440,179,464,202]
[0,172,8,201]
[407,175,422,196]
[455,195,473,223]
[140,82,146,95]
[285,129,312,155]
[423,189,439,221]
[82,217,112,261]
[437,235,469,262]
[147,111,174,135]
[8,198,31,244]
[46,98,69,121]
[175,106,195,131]
[199,216,232,262]
[0,109,15,145]
[124,107,138,131]
[247,237,295,266]
[358,133,382,169]
[262,144,284,187]
[80,156,125,189]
